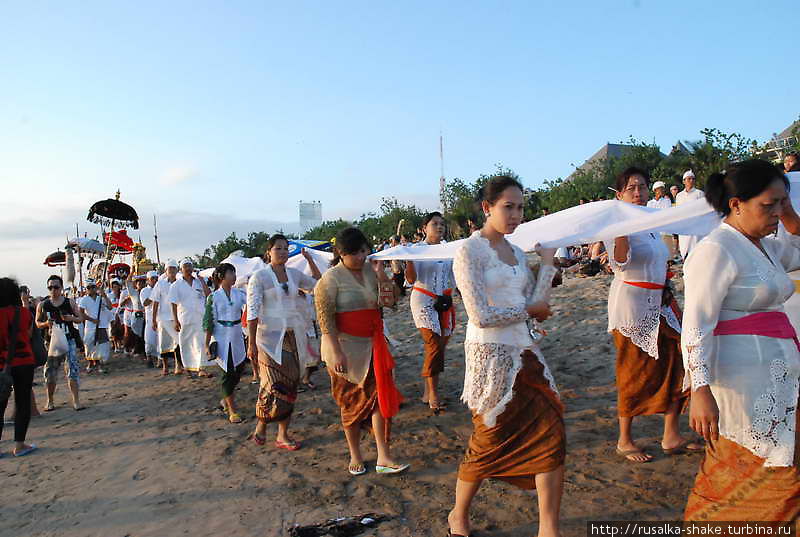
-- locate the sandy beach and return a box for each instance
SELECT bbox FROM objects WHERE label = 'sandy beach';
[2,271,702,537]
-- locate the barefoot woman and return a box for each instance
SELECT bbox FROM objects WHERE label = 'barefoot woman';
[448,175,563,537]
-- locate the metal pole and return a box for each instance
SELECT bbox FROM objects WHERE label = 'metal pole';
[153,213,161,265]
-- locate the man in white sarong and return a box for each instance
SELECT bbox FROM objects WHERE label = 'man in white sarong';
[168,258,212,377]
[151,260,182,376]
[675,170,706,259]
[139,271,160,367]
[78,278,113,374]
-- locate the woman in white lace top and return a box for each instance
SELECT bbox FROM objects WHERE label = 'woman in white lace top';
[683,160,800,523]
[405,211,456,414]
[605,166,702,463]
[447,176,563,537]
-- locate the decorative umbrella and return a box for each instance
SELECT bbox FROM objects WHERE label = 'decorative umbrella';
[108,262,131,280]
[66,237,105,257]
[44,250,66,266]
[87,190,139,229]
[104,229,135,255]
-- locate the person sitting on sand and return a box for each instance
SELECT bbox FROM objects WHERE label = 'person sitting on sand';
[405,211,456,415]
[315,227,409,475]
[606,167,702,463]
[204,263,247,424]
[247,235,321,451]
[447,175,563,537]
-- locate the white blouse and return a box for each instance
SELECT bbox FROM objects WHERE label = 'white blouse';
[246,265,317,367]
[682,223,800,467]
[453,231,558,427]
[605,231,681,359]
[409,243,456,336]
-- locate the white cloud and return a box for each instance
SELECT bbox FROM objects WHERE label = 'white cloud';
[159,166,199,187]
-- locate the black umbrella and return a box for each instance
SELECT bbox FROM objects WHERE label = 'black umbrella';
[87,190,139,229]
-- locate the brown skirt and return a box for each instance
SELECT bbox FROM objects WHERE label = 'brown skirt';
[255,332,301,424]
[419,327,448,378]
[684,402,800,527]
[458,350,566,490]
[329,361,378,429]
[612,318,688,417]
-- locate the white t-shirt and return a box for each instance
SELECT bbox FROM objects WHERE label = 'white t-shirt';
[167,276,206,325]
[140,285,156,325]
[79,295,113,329]
[676,188,705,206]
[646,197,672,209]
[149,278,176,321]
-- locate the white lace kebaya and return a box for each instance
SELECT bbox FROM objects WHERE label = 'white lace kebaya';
[409,242,456,337]
[682,223,800,467]
[453,231,558,427]
[604,232,680,359]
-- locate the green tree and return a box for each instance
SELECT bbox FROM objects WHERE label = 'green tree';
[302,218,352,241]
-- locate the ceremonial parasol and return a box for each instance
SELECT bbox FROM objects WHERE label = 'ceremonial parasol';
[104,229,135,255]
[108,263,131,280]
[43,251,66,266]
[87,190,139,229]
[66,237,105,256]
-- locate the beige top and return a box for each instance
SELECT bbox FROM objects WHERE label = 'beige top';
[315,263,379,385]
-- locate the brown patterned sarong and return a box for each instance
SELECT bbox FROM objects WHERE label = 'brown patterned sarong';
[613,317,688,417]
[255,331,300,424]
[329,360,378,429]
[684,400,800,528]
[458,350,565,490]
[419,328,448,378]
[110,318,124,347]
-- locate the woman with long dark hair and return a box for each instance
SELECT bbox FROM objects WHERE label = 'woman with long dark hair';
[0,277,38,456]
[315,227,408,476]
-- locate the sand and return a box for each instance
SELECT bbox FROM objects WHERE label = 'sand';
[2,272,703,537]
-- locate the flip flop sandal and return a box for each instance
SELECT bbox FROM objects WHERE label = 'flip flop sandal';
[228,413,243,424]
[663,440,705,455]
[375,463,410,474]
[13,444,38,457]
[615,447,652,463]
[275,440,301,451]
[44,403,55,412]
[348,463,367,476]
[251,434,266,446]
[447,531,470,537]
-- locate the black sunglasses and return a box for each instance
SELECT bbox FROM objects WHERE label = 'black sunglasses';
[47,285,62,290]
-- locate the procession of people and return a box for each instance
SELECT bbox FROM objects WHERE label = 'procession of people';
[3,165,800,534]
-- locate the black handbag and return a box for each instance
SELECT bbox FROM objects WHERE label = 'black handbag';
[433,294,453,313]
[0,307,21,405]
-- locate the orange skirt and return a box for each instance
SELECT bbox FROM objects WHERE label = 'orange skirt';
[684,397,800,528]
[419,328,448,378]
[329,361,378,429]
[458,350,565,490]
[612,318,688,417]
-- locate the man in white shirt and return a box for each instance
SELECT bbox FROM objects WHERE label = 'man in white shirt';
[151,259,182,376]
[79,278,113,373]
[168,258,212,377]
[139,270,160,368]
[646,181,672,209]
[647,180,677,258]
[675,170,706,259]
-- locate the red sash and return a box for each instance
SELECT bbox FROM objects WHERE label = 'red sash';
[335,309,403,420]
[624,275,683,321]
[412,287,455,332]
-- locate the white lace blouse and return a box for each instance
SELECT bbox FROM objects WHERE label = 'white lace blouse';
[453,231,558,427]
[605,232,681,359]
[682,223,800,467]
[409,245,456,336]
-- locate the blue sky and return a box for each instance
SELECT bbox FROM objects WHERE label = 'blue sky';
[2,1,797,293]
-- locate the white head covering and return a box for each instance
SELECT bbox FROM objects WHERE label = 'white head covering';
[652,180,666,191]
[110,278,121,286]
[166,259,179,269]
[683,170,695,180]
[180,258,193,267]
[85,278,96,287]
[147,270,158,279]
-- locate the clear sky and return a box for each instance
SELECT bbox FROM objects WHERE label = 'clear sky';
[2,1,797,294]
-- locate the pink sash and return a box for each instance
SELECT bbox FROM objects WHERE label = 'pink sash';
[713,311,800,352]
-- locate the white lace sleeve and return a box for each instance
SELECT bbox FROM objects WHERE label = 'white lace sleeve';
[531,264,558,303]
[682,241,737,390]
[453,242,528,328]
[605,238,631,272]
[246,270,264,322]
[774,227,800,272]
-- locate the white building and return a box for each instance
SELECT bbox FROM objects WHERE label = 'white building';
[299,201,322,236]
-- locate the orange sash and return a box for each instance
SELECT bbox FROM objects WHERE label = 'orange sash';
[335,309,403,419]
[624,279,682,321]
[412,287,456,332]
